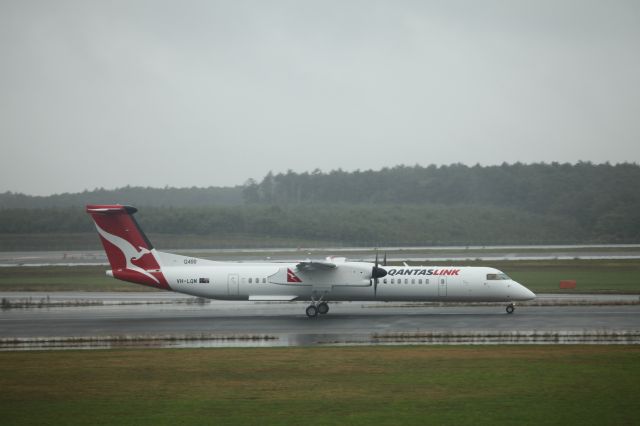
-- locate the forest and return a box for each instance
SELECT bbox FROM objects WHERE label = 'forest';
[1,162,638,247]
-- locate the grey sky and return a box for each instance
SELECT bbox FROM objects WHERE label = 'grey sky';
[1,1,639,195]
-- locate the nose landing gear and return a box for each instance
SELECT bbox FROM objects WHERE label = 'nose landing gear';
[506,303,515,314]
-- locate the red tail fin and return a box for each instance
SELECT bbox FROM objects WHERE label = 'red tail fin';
[86,204,170,289]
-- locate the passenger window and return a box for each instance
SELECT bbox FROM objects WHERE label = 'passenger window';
[248,278,252,283]
[383,279,387,284]
[405,279,408,284]
[418,279,422,284]
[426,279,429,284]
[262,278,266,283]
[391,279,394,284]
[411,279,415,284]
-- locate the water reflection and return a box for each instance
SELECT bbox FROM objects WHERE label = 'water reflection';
[2,330,639,351]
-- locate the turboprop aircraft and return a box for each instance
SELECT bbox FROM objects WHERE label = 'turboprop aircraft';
[86,204,536,317]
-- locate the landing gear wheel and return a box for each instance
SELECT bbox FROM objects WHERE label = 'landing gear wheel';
[506,304,515,314]
[317,302,329,315]
[306,305,318,318]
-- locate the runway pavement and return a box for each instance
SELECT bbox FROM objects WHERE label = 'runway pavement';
[1,293,639,349]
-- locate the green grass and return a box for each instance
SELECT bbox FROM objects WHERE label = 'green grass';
[0,346,639,425]
[508,269,640,293]
[1,259,640,293]
[499,259,640,293]
[0,266,157,292]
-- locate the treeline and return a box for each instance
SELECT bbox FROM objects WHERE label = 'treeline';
[0,162,638,246]
[0,205,590,246]
[244,162,640,234]
[0,186,243,209]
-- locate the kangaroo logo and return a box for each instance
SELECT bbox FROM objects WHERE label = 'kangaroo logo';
[287,268,302,283]
[94,223,160,284]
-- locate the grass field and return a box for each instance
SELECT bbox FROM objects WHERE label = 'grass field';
[0,346,638,425]
[1,259,639,293]
[0,265,154,292]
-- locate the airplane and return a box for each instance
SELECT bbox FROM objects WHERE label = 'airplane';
[86,204,536,317]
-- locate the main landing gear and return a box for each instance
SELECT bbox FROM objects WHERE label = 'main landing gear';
[506,303,515,314]
[306,301,329,318]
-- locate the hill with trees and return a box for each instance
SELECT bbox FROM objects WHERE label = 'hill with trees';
[242,162,640,238]
[1,162,638,248]
[0,185,243,209]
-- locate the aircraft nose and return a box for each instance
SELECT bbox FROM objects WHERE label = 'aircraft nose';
[513,282,536,301]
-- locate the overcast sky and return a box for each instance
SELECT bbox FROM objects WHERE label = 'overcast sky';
[1,1,639,195]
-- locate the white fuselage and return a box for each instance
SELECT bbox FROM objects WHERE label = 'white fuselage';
[150,251,536,303]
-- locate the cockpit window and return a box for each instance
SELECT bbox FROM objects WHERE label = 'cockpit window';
[486,273,510,280]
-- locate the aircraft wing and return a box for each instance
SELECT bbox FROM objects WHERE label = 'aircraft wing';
[296,261,337,271]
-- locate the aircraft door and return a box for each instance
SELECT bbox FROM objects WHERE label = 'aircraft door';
[228,274,239,297]
[438,276,447,297]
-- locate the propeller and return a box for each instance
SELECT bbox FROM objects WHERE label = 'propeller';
[371,249,387,297]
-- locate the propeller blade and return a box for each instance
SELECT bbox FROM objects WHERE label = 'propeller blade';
[371,248,387,297]
[383,252,387,266]
[374,249,379,297]
[371,247,378,297]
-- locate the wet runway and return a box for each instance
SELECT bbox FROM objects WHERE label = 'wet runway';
[1,294,639,347]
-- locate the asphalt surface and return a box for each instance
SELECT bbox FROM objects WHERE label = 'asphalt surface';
[1,293,639,348]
